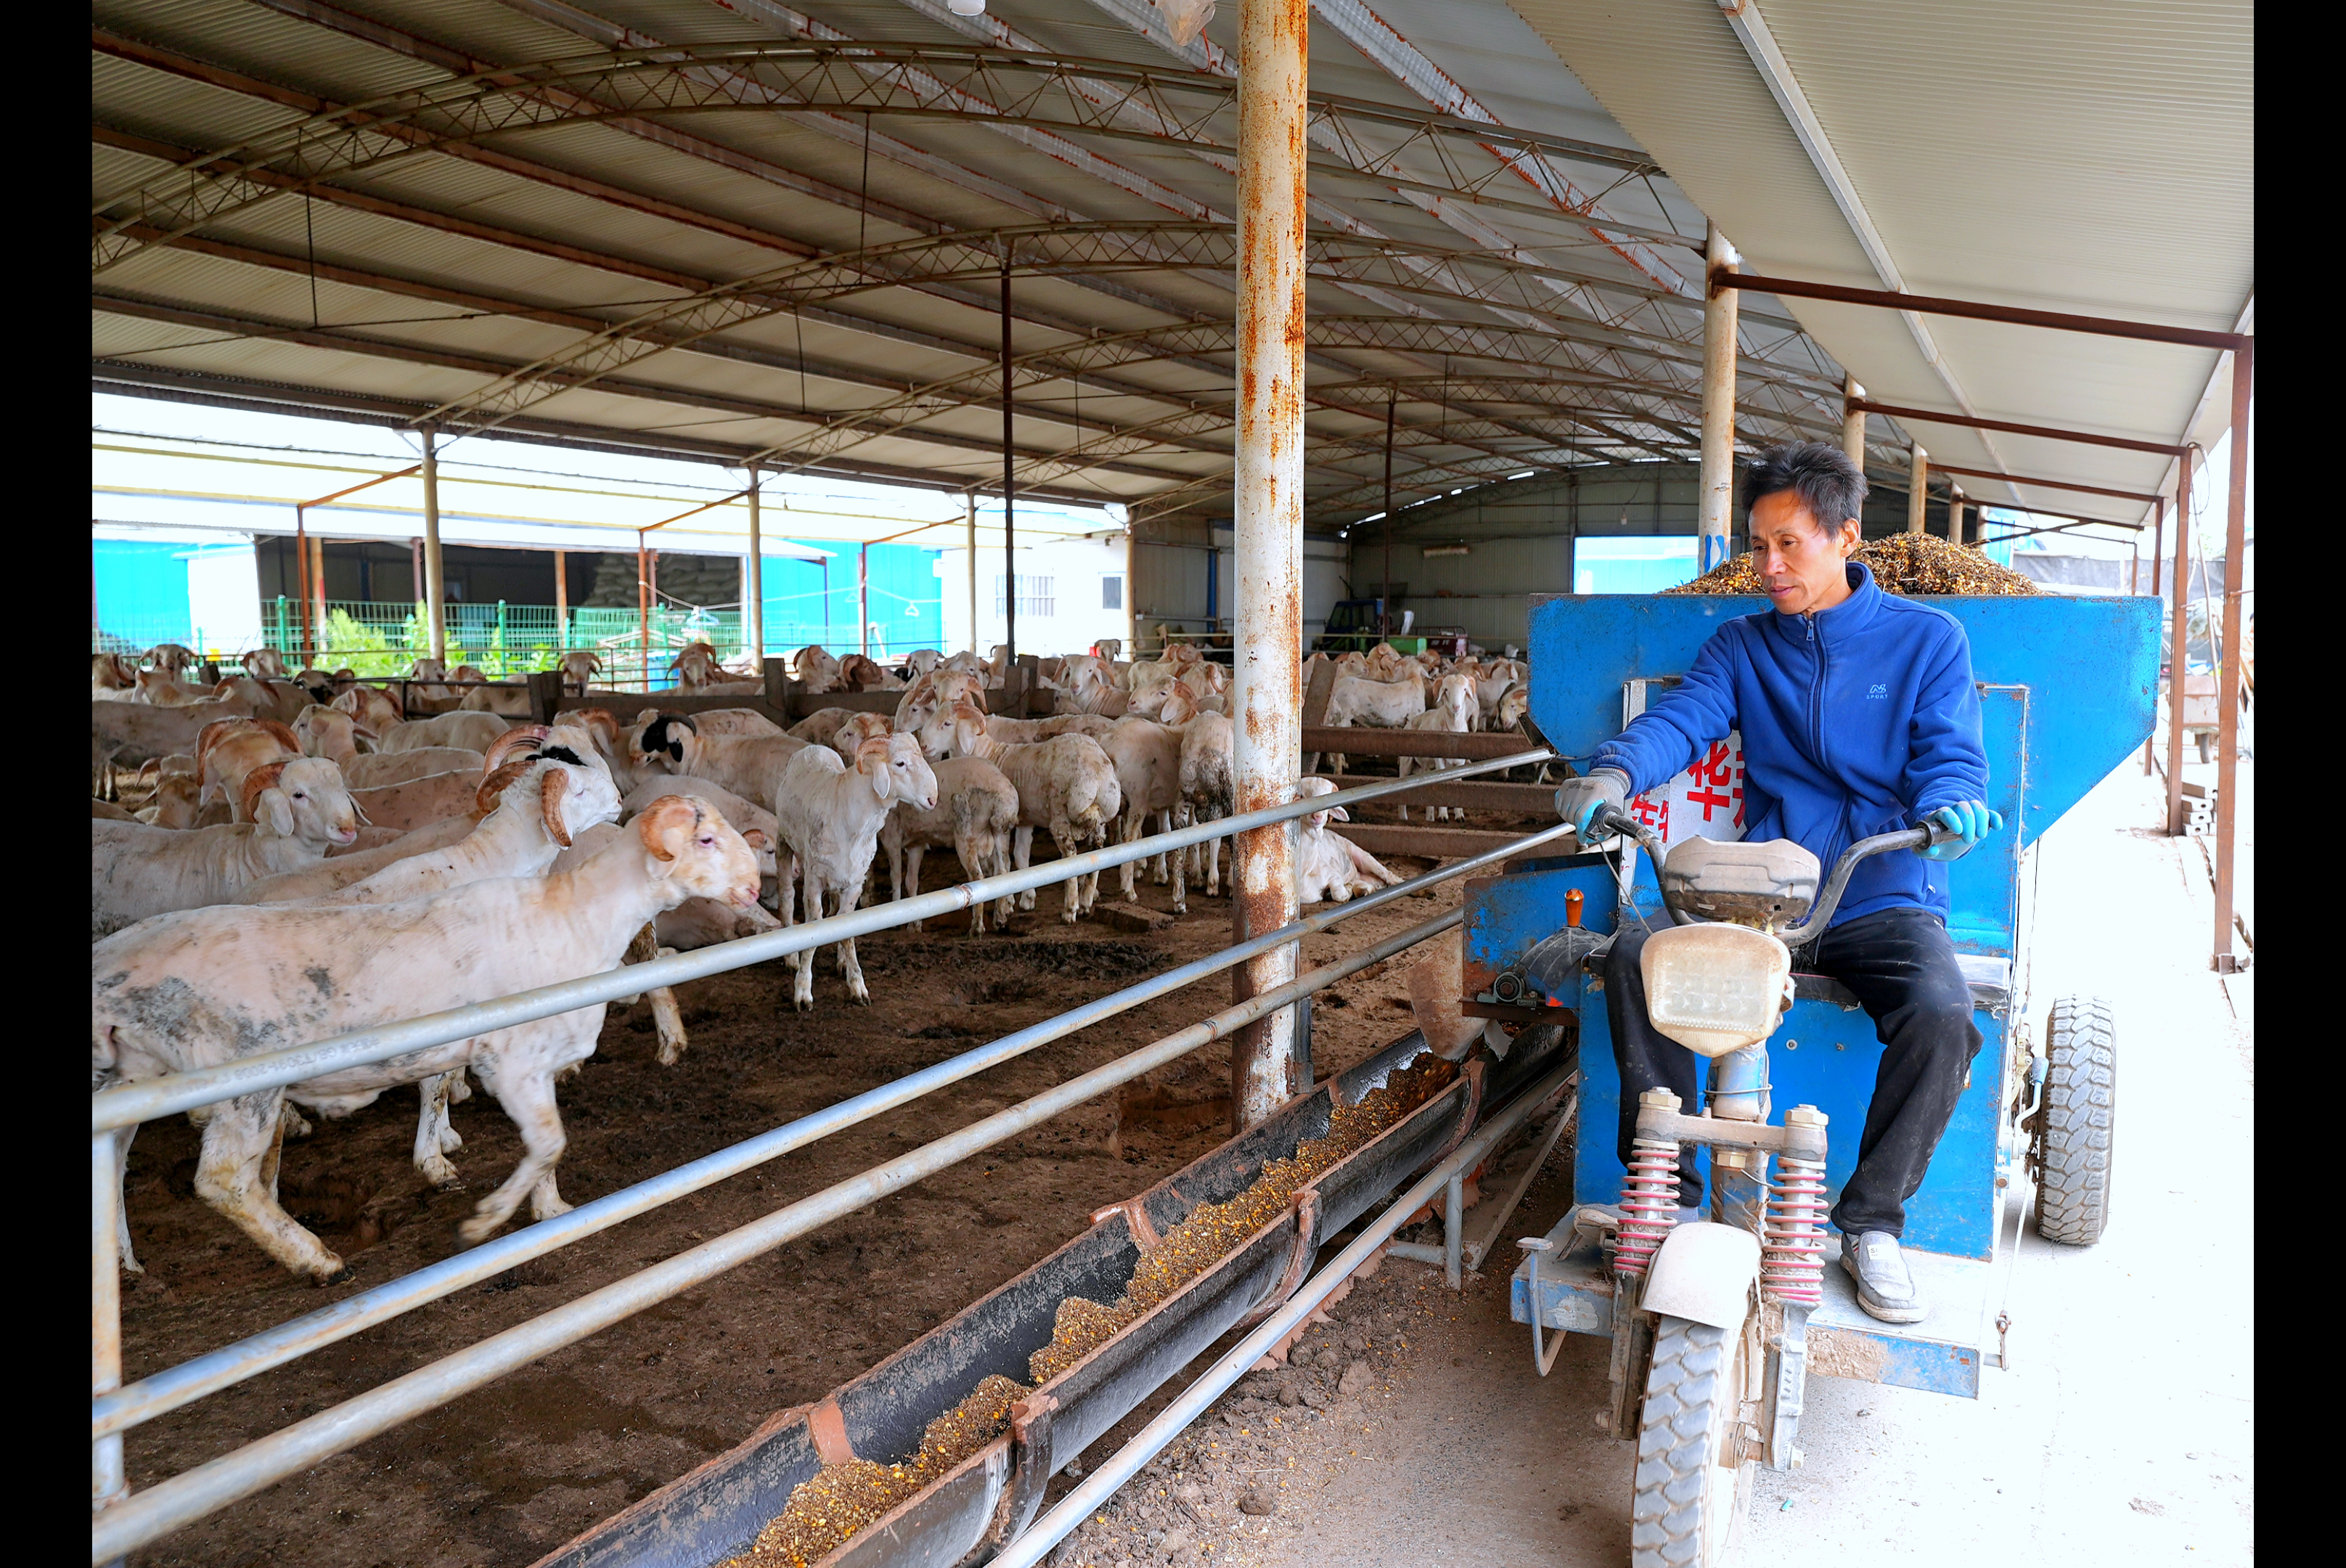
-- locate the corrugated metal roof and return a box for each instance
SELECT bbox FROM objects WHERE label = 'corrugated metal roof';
[92,0,2246,531]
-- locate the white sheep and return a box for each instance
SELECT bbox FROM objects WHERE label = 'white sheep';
[771,735,939,1010]
[940,701,1121,923]
[1293,777,1404,904]
[94,796,763,1281]
[880,755,1021,934]
[1100,717,1189,910]
[1396,674,1480,822]
[373,709,512,754]
[635,712,809,805]
[91,758,360,937]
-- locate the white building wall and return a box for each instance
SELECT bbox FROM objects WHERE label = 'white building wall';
[937,534,1134,657]
[184,540,264,656]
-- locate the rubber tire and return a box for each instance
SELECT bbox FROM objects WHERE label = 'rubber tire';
[2032,995,2116,1246]
[1631,1315,1752,1568]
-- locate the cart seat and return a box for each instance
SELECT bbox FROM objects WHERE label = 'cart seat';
[1793,953,2011,1013]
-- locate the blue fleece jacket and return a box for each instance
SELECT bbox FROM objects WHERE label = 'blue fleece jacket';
[1591,560,1988,928]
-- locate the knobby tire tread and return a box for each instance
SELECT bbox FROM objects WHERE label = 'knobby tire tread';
[2034,995,2114,1246]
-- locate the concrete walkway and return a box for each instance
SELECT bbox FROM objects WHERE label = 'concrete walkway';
[1219,758,2254,1568]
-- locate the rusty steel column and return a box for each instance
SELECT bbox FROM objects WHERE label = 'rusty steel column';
[1946,491,1965,546]
[1698,223,1738,574]
[554,548,569,651]
[2211,342,2251,972]
[1842,377,1867,472]
[637,531,652,692]
[421,427,446,663]
[1381,393,1394,639]
[965,491,980,654]
[1229,0,1309,1133]
[743,465,763,669]
[2163,449,2192,834]
[1906,445,1929,534]
[858,544,871,658]
[1001,261,1017,664]
[309,531,328,656]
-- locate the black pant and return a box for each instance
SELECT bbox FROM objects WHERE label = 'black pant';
[1603,907,1984,1238]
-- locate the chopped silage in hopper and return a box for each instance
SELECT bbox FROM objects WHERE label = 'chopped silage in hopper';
[1664,532,2043,597]
[725,1055,1458,1567]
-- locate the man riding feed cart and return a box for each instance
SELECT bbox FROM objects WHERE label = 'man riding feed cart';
[1463,587,2157,1565]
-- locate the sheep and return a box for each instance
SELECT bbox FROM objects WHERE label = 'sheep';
[291,704,373,769]
[1176,707,1235,899]
[332,685,406,734]
[880,754,1021,934]
[826,712,894,761]
[137,769,204,830]
[939,700,1121,923]
[1093,638,1123,663]
[94,653,140,693]
[374,709,512,754]
[1293,778,1403,905]
[93,795,763,1280]
[94,799,136,821]
[789,706,863,748]
[894,667,985,739]
[1473,661,1529,728]
[793,645,843,693]
[1320,671,1430,775]
[234,812,486,903]
[770,735,939,1011]
[193,718,305,823]
[1099,717,1189,911]
[635,713,809,806]
[902,648,943,677]
[348,766,496,834]
[682,707,784,738]
[340,746,490,790]
[669,640,724,689]
[620,775,786,907]
[91,758,360,937]
[135,669,211,706]
[1395,674,1480,822]
[242,648,290,681]
[558,650,602,695]
[836,653,904,690]
[146,642,200,677]
[459,680,535,717]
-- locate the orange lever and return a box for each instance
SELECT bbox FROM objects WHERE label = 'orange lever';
[1566,888,1584,929]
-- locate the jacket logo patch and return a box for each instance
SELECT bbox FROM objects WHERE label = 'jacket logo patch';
[1866,683,1888,700]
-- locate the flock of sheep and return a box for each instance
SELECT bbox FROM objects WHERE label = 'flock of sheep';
[89,633,1531,1286]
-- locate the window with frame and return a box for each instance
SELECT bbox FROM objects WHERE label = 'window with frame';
[994,574,1055,617]
[1101,574,1124,611]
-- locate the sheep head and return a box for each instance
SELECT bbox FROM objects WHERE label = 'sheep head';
[634,796,761,910]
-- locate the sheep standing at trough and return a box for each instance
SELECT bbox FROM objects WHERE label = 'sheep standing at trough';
[94,796,763,1281]
[558,650,602,695]
[1099,717,1189,911]
[938,700,1120,923]
[771,735,938,1011]
[1395,674,1480,822]
[635,713,809,804]
[880,754,1020,933]
[91,758,359,937]
[1168,695,1235,899]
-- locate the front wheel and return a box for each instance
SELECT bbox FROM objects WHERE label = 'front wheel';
[2032,995,2116,1245]
[1632,1314,1753,1567]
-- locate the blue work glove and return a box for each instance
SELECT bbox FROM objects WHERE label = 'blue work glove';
[1921,801,2004,860]
[1556,769,1631,838]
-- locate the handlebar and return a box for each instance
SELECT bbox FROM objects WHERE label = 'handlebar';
[1582,806,1959,942]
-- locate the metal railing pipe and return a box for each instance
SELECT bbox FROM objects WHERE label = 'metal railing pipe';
[92,748,1551,1132]
[94,821,1573,1440]
[989,1053,1583,1568]
[90,907,1466,1564]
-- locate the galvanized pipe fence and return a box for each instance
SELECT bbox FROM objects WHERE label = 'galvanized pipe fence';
[93,747,1559,1562]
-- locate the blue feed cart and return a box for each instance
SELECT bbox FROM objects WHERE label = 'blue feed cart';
[1470,589,2160,1565]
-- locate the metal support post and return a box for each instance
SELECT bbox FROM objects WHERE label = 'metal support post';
[1229,0,1309,1133]
[1906,446,1929,534]
[965,491,979,654]
[293,506,313,662]
[1381,393,1395,639]
[1001,261,1017,664]
[1842,377,1866,472]
[637,531,652,693]
[554,547,568,652]
[2212,343,2251,971]
[2164,449,2192,834]
[309,531,327,658]
[743,465,762,667]
[858,544,870,659]
[1699,223,1738,575]
[1947,491,1966,546]
[421,427,446,663]
[94,1134,128,1523]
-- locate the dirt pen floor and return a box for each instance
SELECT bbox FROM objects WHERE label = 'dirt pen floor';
[116,792,1553,1568]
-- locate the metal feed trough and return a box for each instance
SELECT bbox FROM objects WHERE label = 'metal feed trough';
[537,1029,1572,1568]
[1467,590,2158,1563]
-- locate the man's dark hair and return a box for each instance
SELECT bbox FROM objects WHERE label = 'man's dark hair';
[1743,441,1866,532]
